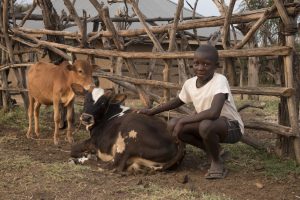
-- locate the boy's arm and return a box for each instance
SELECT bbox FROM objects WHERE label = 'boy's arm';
[177,93,227,125]
[140,97,185,115]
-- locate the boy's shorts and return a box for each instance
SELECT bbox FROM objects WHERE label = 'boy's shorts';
[223,118,242,144]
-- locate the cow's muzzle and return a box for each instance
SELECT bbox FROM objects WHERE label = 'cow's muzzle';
[80,113,95,127]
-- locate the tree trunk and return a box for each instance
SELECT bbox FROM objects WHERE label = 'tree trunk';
[247,41,260,100]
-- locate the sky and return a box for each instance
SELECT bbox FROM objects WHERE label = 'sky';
[170,0,243,17]
[17,0,242,17]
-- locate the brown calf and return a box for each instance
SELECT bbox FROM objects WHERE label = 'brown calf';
[26,60,95,145]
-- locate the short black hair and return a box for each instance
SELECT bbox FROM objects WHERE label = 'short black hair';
[195,44,219,62]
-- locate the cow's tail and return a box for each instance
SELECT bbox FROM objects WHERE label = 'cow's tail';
[162,141,186,170]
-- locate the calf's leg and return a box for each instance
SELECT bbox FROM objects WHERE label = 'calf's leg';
[53,100,61,145]
[33,102,41,138]
[66,102,74,144]
[26,95,34,138]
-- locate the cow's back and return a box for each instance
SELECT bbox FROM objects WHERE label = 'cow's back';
[28,62,68,105]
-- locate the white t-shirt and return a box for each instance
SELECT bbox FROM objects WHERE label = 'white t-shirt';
[178,73,244,134]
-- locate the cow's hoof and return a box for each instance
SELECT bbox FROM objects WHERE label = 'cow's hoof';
[54,139,60,145]
[26,131,32,139]
[35,132,40,138]
[65,137,74,144]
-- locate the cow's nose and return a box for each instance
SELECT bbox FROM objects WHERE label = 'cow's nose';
[81,113,94,125]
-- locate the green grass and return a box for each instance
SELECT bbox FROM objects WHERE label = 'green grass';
[224,143,300,179]
[0,107,28,131]
[0,105,89,137]
[43,162,90,182]
[201,193,233,200]
[121,182,232,200]
[0,153,91,182]
[234,96,279,116]
[129,183,200,200]
[0,106,54,133]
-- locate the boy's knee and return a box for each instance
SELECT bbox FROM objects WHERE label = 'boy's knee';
[198,120,213,139]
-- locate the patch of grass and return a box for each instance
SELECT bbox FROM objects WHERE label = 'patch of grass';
[0,152,91,183]
[0,154,37,171]
[126,183,201,200]
[201,193,233,200]
[0,107,28,131]
[122,182,233,200]
[43,162,90,182]
[224,143,300,179]
[0,106,54,133]
[234,96,279,116]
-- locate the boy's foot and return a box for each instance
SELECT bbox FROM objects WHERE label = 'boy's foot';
[207,149,231,163]
[205,168,228,179]
[205,155,228,179]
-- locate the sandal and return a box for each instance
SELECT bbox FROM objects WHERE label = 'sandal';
[205,168,228,179]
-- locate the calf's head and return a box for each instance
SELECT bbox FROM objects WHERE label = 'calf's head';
[67,60,96,92]
[72,84,126,130]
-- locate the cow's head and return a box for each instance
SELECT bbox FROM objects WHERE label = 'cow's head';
[67,60,97,92]
[72,84,126,130]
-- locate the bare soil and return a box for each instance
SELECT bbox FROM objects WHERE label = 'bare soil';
[0,104,300,200]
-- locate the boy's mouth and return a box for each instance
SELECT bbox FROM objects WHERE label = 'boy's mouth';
[196,71,206,76]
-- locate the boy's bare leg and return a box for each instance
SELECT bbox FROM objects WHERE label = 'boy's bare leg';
[168,118,205,149]
[198,118,228,178]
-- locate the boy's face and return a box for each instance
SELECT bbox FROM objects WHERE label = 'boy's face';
[193,52,218,81]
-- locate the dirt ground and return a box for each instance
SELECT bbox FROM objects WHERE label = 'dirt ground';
[0,101,300,200]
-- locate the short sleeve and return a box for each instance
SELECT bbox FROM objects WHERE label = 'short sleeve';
[178,80,192,103]
[213,75,230,97]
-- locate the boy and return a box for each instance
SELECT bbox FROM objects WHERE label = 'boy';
[139,44,244,179]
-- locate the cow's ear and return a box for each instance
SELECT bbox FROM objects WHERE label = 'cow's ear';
[110,94,127,104]
[71,83,87,95]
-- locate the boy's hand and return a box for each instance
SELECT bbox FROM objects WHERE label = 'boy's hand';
[172,121,184,138]
[136,108,154,116]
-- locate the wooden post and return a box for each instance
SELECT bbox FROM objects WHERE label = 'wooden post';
[213,0,237,86]
[91,2,151,107]
[274,0,300,163]
[284,34,300,163]
[37,0,66,63]
[128,0,179,102]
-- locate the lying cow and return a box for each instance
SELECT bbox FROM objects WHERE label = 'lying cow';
[70,84,185,172]
[26,60,95,145]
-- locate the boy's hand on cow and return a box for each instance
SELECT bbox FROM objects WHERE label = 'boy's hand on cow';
[172,121,184,139]
[136,108,154,115]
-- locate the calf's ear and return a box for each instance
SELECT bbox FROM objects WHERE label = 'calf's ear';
[66,64,76,71]
[71,83,87,95]
[110,94,127,104]
[92,64,100,70]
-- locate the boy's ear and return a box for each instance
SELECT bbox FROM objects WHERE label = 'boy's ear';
[110,94,127,104]
[215,61,220,68]
[71,83,88,96]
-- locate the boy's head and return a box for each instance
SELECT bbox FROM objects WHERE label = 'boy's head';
[195,45,219,62]
[193,44,219,81]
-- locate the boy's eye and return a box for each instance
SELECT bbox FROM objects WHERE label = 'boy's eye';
[193,62,209,67]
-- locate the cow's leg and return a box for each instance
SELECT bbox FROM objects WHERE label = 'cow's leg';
[33,101,41,138]
[114,152,130,172]
[70,138,94,158]
[66,101,74,144]
[53,100,61,145]
[26,95,34,138]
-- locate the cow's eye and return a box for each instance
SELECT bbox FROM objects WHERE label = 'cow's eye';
[78,70,83,74]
